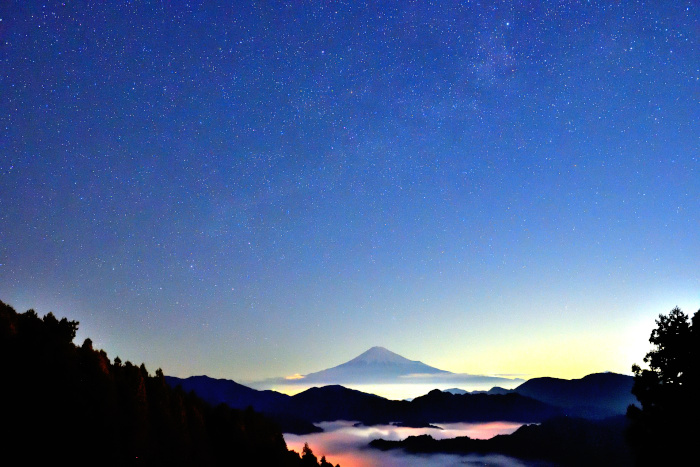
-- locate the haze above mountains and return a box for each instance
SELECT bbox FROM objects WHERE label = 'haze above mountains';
[250,346,525,397]
[165,345,636,435]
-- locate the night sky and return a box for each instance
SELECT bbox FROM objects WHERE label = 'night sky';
[1,1,697,385]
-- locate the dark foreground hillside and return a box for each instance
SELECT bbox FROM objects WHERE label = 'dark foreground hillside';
[0,300,336,467]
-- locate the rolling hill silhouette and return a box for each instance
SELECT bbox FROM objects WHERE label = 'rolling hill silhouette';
[165,375,289,412]
[446,372,636,419]
[165,375,321,434]
[166,348,637,433]
[513,372,636,419]
[167,377,564,430]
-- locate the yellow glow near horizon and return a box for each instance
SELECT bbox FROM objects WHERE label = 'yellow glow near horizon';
[267,381,524,401]
[262,324,649,400]
[253,313,666,400]
[427,324,649,381]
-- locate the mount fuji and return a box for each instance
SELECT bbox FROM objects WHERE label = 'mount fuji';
[254,346,524,393]
[300,346,449,384]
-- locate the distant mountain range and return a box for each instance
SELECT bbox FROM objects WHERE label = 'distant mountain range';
[444,386,511,395]
[252,346,524,390]
[445,372,636,419]
[166,347,638,434]
[164,375,321,434]
[166,376,562,432]
[514,372,636,419]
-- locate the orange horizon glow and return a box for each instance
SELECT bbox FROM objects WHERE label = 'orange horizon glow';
[284,421,525,467]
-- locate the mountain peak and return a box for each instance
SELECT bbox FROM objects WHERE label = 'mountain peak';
[297,346,450,385]
[348,346,417,365]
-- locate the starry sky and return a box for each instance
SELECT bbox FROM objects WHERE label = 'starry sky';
[1,1,697,385]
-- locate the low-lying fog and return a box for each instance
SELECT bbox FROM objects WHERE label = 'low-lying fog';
[284,420,529,467]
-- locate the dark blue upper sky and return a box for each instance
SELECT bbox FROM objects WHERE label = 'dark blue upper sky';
[1,1,697,381]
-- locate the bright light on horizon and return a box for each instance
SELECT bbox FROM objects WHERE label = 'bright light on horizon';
[259,381,524,401]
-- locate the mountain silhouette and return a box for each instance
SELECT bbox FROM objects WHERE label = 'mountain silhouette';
[276,385,563,426]
[165,375,289,412]
[258,346,523,389]
[168,377,565,429]
[444,386,511,395]
[446,372,636,419]
[165,375,321,434]
[513,372,636,419]
[165,353,637,433]
[300,346,449,384]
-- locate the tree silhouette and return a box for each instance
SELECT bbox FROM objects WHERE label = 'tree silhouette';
[301,442,319,467]
[627,306,698,465]
[0,299,339,466]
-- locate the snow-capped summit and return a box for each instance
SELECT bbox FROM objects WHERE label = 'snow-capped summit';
[252,346,525,396]
[346,346,421,365]
[299,346,450,384]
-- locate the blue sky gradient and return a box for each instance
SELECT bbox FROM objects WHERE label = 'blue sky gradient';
[1,1,697,383]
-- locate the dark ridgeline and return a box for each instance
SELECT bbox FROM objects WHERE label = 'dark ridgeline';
[368,305,700,467]
[0,300,337,467]
[167,378,566,428]
[164,375,323,435]
[444,373,638,419]
[513,372,637,419]
[10,294,692,467]
[364,376,637,466]
[167,372,637,430]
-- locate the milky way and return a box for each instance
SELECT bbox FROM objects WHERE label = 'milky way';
[1,1,697,381]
